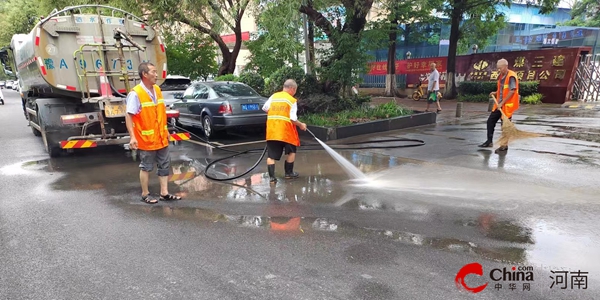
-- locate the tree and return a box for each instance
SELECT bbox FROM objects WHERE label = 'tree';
[163,30,218,80]
[141,0,251,76]
[299,0,376,93]
[245,1,304,78]
[369,0,441,97]
[0,0,44,45]
[562,0,600,27]
[441,0,559,99]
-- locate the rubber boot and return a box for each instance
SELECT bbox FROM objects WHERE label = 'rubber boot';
[284,161,299,179]
[268,164,277,184]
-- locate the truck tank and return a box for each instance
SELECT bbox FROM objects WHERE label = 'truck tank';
[14,5,166,98]
[3,5,181,158]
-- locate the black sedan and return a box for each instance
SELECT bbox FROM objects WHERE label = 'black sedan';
[172,81,268,138]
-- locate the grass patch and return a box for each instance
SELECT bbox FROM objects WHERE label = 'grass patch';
[299,101,413,127]
[522,93,544,105]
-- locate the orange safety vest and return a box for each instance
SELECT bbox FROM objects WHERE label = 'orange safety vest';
[494,70,520,118]
[265,91,300,146]
[130,84,169,151]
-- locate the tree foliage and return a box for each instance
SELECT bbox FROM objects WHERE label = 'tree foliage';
[441,0,559,99]
[562,0,600,27]
[125,0,251,76]
[163,30,218,81]
[0,0,43,46]
[245,1,304,78]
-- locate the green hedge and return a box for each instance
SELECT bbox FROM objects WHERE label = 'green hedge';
[238,72,266,96]
[458,81,539,97]
[214,74,239,82]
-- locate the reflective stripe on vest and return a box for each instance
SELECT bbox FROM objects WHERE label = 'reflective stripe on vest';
[268,115,291,122]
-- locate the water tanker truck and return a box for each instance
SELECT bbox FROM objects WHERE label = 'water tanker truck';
[0,5,181,157]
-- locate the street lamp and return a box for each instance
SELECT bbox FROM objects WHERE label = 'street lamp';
[472,44,478,53]
[406,51,411,59]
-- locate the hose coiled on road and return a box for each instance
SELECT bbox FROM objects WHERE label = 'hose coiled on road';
[172,124,425,182]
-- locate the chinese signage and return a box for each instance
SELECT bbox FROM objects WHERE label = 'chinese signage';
[368,57,447,75]
[366,47,590,103]
[511,28,596,45]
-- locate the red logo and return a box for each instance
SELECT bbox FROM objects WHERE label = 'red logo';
[455,262,488,293]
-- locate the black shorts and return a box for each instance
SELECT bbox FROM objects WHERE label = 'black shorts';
[267,141,297,160]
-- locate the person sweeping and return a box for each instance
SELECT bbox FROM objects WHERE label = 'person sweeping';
[262,79,307,184]
[479,58,520,153]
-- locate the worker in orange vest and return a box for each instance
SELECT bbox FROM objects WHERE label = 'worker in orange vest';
[262,79,307,183]
[479,58,520,153]
[125,62,182,204]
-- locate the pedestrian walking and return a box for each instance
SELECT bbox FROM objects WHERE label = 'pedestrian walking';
[125,62,181,204]
[262,79,307,184]
[479,58,520,153]
[425,63,442,113]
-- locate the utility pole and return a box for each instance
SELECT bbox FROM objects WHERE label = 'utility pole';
[302,1,312,75]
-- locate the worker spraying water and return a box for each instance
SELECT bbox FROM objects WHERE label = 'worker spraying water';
[262,78,371,183]
[262,79,308,184]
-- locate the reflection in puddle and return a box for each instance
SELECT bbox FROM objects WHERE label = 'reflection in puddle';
[134,203,535,264]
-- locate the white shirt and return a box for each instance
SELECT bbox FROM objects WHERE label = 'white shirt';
[428,69,440,91]
[262,95,298,121]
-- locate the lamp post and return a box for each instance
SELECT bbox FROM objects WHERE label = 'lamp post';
[472,44,478,54]
[406,51,412,59]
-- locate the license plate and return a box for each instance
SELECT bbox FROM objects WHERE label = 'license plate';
[241,103,259,111]
[104,102,127,117]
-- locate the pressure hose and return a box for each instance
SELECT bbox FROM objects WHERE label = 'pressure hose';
[171,124,426,182]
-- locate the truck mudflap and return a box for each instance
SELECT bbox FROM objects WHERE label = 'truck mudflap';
[58,131,191,149]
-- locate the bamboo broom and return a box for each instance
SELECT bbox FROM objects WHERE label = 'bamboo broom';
[491,95,541,147]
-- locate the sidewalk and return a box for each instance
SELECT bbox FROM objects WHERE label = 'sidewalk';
[371,96,492,123]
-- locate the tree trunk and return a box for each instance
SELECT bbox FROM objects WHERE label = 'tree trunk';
[216,23,243,76]
[444,6,462,100]
[404,23,411,47]
[307,0,315,66]
[385,19,399,97]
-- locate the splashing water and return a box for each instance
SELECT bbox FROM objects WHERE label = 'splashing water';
[313,137,369,181]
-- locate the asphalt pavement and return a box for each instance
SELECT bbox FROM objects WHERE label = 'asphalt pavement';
[0,89,599,299]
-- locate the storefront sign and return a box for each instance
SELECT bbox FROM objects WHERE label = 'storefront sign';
[367,47,592,103]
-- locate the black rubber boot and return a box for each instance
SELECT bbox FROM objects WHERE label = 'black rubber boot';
[284,161,299,179]
[478,141,493,148]
[268,164,277,183]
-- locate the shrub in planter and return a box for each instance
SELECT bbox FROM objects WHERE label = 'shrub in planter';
[297,93,339,114]
[214,74,238,82]
[458,81,539,97]
[238,72,265,95]
[265,66,305,96]
[522,93,544,104]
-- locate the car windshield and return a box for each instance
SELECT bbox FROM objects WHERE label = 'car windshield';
[212,83,259,97]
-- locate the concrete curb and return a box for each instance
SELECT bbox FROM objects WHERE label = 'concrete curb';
[561,102,600,110]
[299,112,437,141]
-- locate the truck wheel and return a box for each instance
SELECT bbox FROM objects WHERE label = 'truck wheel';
[42,129,62,158]
[32,125,42,137]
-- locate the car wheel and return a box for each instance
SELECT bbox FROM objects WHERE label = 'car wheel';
[202,114,213,138]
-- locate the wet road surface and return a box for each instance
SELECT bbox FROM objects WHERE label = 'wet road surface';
[1,89,599,299]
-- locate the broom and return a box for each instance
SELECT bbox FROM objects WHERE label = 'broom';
[491,95,541,147]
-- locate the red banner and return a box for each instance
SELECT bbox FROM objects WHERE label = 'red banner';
[367,47,592,104]
[368,57,447,75]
